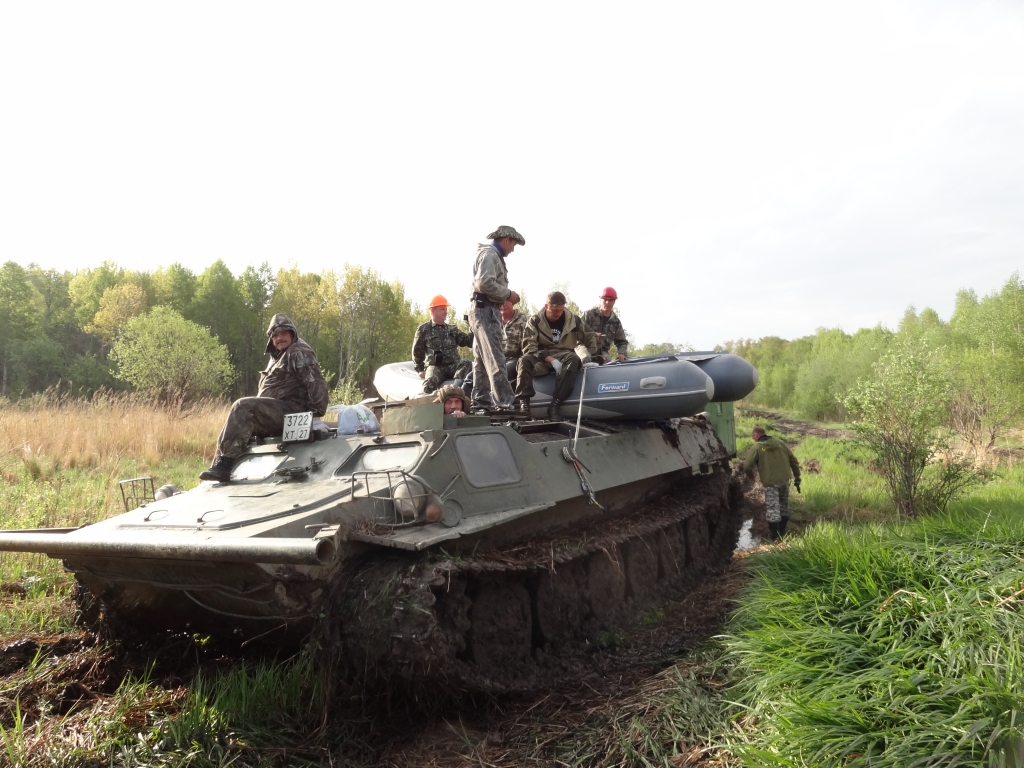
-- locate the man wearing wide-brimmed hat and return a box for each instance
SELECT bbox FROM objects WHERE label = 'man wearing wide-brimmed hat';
[468,225,524,414]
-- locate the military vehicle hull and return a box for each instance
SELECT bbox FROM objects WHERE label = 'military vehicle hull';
[0,401,744,689]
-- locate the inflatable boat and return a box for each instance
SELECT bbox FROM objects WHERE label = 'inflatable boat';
[372,352,757,422]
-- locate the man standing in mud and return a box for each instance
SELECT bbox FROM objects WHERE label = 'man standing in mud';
[199,314,329,482]
[741,426,802,541]
[469,225,524,414]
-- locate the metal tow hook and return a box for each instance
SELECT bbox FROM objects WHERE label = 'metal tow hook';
[562,446,603,508]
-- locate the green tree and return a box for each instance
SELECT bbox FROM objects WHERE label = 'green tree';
[86,284,148,346]
[110,307,235,403]
[946,274,1024,458]
[67,262,123,328]
[844,340,984,517]
[188,260,244,357]
[151,263,197,315]
[235,263,276,395]
[0,261,41,397]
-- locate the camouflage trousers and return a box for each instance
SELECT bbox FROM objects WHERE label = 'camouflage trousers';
[422,360,472,394]
[468,304,514,409]
[763,481,791,524]
[215,397,291,460]
[515,351,582,402]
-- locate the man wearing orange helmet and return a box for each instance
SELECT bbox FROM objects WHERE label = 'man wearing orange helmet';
[411,295,473,394]
[582,287,629,364]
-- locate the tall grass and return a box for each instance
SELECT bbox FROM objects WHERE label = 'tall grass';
[0,393,227,618]
[1,390,227,476]
[720,466,1024,766]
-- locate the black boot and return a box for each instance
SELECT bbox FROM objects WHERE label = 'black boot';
[768,521,781,542]
[547,399,563,422]
[779,516,789,537]
[516,398,531,417]
[199,456,236,482]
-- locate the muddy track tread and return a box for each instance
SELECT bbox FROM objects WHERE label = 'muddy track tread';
[331,472,741,692]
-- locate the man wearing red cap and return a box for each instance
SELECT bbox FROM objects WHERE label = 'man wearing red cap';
[582,287,629,364]
[412,295,473,394]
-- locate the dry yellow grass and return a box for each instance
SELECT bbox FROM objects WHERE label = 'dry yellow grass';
[1,391,228,475]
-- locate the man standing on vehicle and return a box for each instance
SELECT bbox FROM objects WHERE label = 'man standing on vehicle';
[741,426,802,541]
[199,314,329,482]
[581,287,629,364]
[515,291,598,422]
[469,225,524,414]
[412,295,473,394]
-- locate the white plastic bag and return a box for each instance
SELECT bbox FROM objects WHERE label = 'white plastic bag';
[331,404,381,435]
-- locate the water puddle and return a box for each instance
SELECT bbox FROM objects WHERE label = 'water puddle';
[736,518,757,550]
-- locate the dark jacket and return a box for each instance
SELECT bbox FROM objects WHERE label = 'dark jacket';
[258,313,329,416]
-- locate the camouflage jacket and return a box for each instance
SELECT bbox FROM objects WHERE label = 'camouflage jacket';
[502,311,528,359]
[522,310,598,360]
[742,436,801,487]
[581,308,629,357]
[412,321,473,372]
[257,338,329,416]
[471,242,511,305]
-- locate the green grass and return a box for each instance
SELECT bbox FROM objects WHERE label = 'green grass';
[719,465,1024,766]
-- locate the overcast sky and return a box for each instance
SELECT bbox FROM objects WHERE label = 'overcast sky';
[2,2,1022,349]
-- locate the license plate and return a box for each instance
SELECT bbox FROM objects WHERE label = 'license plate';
[282,412,313,442]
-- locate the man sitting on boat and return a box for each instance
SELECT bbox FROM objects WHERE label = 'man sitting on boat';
[581,286,629,364]
[515,291,599,422]
[412,295,473,395]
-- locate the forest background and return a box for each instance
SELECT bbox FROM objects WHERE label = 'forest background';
[1,258,1022,458]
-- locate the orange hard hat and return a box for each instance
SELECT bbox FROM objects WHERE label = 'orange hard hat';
[428,294,449,309]
[600,286,618,300]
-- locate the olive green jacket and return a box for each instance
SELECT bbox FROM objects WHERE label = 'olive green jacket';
[522,311,598,361]
[742,436,801,487]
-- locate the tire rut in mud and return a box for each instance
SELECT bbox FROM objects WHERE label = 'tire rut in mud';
[328,471,743,692]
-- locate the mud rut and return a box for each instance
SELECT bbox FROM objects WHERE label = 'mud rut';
[328,471,743,692]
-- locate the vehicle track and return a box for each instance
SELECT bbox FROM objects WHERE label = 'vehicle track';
[330,471,742,692]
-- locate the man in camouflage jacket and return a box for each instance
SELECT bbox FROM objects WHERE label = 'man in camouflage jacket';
[500,299,528,387]
[199,314,329,482]
[742,426,802,541]
[515,291,598,421]
[468,225,524,412]
[581,288,629,363]
[412,297,473,394]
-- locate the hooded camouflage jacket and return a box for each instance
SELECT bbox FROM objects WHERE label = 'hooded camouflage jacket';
[471,242,511,305]
[742,435,801,487]
[502,310,528,359]
[258,314,330,416]
[522,310,598,360]
[412,321,473,372]
[581,308,629,357]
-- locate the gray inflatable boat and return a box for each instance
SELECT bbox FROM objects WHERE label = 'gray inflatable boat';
[530,352,757,421]
[374,352,756,421]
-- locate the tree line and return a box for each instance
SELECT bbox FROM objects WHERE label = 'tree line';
[726,271,1024,459]
[0,259,421,402]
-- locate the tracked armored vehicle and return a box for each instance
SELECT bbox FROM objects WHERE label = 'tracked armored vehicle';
[0,353,756,690]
